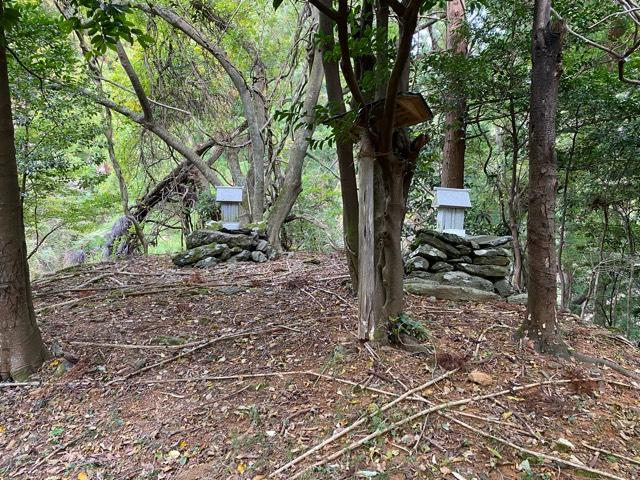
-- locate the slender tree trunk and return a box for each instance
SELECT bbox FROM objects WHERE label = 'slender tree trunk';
[248,59,267,222]
[507,99,524,290]
[319,11,359,288]
[557,110,578,310]
[0,10,47,380]
[267,24,324,246]
[581,206,609,319]
[609,273,620,327]
[626,261,634,337]
[521,0,566,352]
[104,107,148,254]
[441,0,467,189]
[557,165,571,309]
[593,273,608,326]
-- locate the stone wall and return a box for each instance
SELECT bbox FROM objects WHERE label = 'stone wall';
[404,230,515,301]
[172,228,278,268]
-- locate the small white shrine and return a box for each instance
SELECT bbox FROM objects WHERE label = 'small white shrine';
[433,187,472,236]
[215,186,244,230]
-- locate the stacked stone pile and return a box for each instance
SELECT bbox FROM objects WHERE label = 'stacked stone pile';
[172,228,278,268]
[404,230,516,302]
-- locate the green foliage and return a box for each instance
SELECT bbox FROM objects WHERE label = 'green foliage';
[194,190,220,223]
[60,0,153,54]
[390,313,429,341]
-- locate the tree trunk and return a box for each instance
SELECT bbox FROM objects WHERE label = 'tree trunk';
[104,107,148,254]
[358,133,377,341]
[581,206,609,320]
[0,10,47,380]
[440,0,467,189]
[267,25,324,247]
[593,273,608,326]
[521,0,566,352]
[557,110,578,310]
[319,11,359,288]
[380,161,406,324]
[507,98,524,290]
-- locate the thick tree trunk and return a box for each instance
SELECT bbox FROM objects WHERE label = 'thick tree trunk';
[380,163,406,324]
[521,0,566,352]
[267,28,324,247]
[441,0,467,189]
[0,13,47,380]
[319,11,359,288]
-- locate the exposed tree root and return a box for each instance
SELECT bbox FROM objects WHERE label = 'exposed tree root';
[570,351,640,381]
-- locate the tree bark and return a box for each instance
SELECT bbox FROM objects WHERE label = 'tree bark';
[441,0,467,189]
[0,7,47,380]
[267,23,324,247]
[521,0,566,352]
[358,133,377,341]
[319,10,359,288]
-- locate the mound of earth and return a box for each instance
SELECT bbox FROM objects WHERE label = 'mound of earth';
[2,253,639,480]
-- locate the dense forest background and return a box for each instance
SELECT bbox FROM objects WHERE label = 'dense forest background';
[7,0,640,338]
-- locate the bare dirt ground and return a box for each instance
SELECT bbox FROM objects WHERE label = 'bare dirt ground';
[2,253,640,480]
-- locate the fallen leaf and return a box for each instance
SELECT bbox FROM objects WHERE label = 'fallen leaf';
[237,462,247,474]
[78,473,89,480]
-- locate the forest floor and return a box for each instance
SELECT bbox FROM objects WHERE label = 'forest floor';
[2,253,640,480]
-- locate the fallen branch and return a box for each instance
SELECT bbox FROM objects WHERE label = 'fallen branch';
[70,340,207,350]
[287,378,590,478]
[35,294,100,313]
[452,410,535,438]
[445,414,627,480]
[77,272,115,289]
[582,442,640,467]
[0,381,41,388]
[307,285,355,309]
[270,369,457,477]
[105,325,288,386]
[139,370,309,384]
